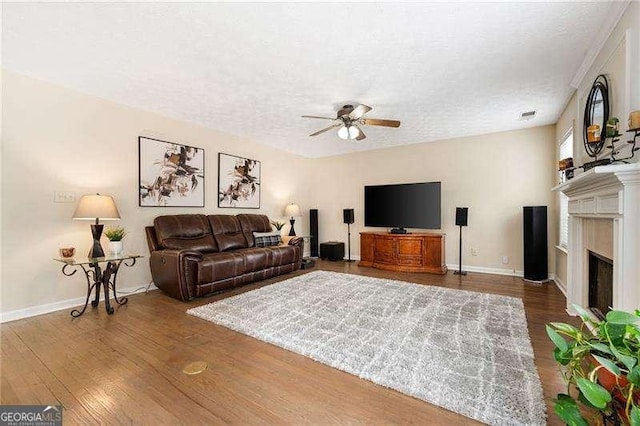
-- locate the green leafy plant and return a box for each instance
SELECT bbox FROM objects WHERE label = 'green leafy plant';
[547,304,640,425]
[104,226,127,241]
[270,220,285,231]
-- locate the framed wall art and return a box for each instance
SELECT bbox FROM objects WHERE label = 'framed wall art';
[218,153,261,209]
[138,136,205,207]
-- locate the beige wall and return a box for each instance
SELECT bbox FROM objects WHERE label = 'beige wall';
[1,71,558,318]
[1,71,313,316]
[553,2,639,292]
[575,2,640,166]
[308,126,557,275]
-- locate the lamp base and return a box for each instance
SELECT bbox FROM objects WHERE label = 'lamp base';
[288,218,296,236]
[88,224,105,258]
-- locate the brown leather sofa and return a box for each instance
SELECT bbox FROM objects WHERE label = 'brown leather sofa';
[145,213,304,301]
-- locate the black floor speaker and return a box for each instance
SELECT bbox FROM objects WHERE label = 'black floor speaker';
[310,209,319,257]
[523,206,548,282]
[343,209,354,224]
[455,207,468,226]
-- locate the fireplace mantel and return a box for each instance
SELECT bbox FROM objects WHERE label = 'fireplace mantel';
[554,163,640,313]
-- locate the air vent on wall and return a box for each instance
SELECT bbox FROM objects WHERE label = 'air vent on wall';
[519,110,537,120]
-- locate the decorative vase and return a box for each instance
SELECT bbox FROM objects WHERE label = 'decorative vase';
[59,247,76,258]
[109,241,123,255]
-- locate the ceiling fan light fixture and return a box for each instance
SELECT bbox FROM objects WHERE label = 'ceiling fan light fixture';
[338,125,350,140]
[304,103,401,142]
[348,126,360,139]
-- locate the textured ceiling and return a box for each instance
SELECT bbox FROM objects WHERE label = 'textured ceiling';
[3,2,617,158]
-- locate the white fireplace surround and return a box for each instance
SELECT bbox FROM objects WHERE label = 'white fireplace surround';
[554,163,640,313]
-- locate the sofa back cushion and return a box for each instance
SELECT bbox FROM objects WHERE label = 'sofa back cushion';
[154,214,218,252]
[237,214,272,248]
[208,215,248,252]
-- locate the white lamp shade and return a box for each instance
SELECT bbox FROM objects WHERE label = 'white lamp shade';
[337,126,349,140]
[284,203,301,217]
[73,194,121,221]
[348,126,360,139]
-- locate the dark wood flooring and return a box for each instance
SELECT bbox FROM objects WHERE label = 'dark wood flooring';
[1,261,576,424]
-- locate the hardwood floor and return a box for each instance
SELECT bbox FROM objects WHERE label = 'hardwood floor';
[1,261,576,424]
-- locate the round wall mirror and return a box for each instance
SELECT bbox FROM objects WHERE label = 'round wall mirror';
[583,74,609,157]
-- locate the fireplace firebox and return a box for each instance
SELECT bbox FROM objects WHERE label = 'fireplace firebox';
[588,251,613,319]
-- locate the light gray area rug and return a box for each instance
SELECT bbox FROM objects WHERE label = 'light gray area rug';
[187,270,545,425]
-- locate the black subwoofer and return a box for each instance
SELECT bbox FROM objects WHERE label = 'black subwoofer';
[523,206,548,282]
[320,241,345,261]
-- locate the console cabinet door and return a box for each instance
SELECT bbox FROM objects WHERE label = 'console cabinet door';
[397,237,424,266]
[360,233,374,263]
[424,236,443,268]
[373,236,396,264]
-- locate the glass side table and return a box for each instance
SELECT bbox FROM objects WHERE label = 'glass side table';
[54,254,143,317]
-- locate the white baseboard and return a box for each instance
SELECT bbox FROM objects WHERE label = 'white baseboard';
[445,264,559,284]
[553,276,567,297]
[446,264,524,277]
[339,258,532,278]
[0,283,157,323]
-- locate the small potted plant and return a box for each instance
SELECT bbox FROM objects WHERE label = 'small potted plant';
[270,220,285,233]
[547,304,640,425]
[104,226,127,255]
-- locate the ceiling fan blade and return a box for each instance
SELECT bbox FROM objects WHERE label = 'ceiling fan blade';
[309,123,342,137]
[362,118,401,128]
[348,104,372,120]
[354,125,366,141]
[302,115,337,120]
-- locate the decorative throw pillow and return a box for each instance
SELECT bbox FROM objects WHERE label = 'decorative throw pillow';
[253,231,282,247]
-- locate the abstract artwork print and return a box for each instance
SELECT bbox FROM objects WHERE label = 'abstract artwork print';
[139,136,205,207]
[218,153,261,208]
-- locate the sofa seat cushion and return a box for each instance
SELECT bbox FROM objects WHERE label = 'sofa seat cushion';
[198,252,246,284]
[262,245,299,266]
[239,248,268,273]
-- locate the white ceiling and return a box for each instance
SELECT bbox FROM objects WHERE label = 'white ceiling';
[3,2,618,158]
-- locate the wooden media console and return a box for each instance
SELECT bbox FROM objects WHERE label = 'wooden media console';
[359,232,447,274]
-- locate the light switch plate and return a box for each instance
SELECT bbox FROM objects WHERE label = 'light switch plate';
[54,191,76,203]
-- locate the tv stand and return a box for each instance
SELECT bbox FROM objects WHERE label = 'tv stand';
[389,228,408,234]
[359,232,446,274]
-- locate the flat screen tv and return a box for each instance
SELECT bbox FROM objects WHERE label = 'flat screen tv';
[364,182,441,232]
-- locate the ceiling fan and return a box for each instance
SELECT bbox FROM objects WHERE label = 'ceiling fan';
[302,104,401,141]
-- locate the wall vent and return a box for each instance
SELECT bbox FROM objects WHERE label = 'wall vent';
[519,110,537,120]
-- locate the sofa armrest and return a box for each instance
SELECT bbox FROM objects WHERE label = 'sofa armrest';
[288,236,304,249]
[145,226,161,252]
[287,237,304,264]
[149,249,203,301]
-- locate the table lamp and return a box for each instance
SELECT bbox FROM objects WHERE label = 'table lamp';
[73,194,121,258]
[284,203,301,236]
